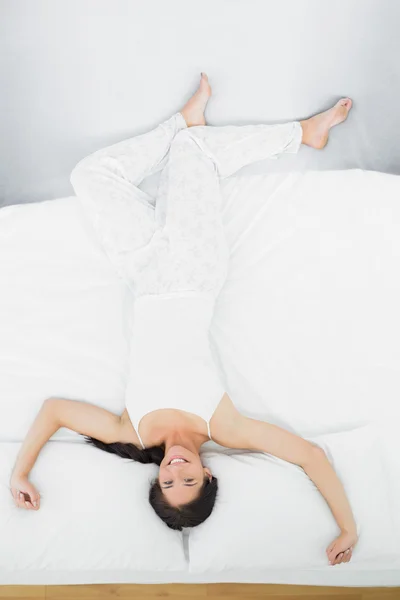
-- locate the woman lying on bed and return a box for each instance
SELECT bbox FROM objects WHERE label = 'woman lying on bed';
[10,73,357,566]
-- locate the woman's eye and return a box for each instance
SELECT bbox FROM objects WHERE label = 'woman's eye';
[184,478,194,482]
[164,481,172,485]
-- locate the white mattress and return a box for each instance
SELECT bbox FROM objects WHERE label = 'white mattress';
[1,169,399,586]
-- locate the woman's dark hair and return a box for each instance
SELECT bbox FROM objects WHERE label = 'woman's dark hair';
[82,436,218,531]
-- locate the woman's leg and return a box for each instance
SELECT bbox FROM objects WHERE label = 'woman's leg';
[150,97,353,297]
[140,120,303,298]
[69,112,187,292]
[179,94,353,180]
[185,119,303,179]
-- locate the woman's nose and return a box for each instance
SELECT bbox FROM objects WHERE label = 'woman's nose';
[168,464,186,472]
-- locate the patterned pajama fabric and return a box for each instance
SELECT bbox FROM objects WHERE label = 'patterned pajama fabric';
[70,112,302,299]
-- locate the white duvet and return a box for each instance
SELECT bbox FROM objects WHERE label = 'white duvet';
[0,169,399,586]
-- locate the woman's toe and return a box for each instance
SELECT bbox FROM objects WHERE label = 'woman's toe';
[338,97,352,109]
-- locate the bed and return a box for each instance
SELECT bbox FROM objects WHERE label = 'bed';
[1,168,399,586]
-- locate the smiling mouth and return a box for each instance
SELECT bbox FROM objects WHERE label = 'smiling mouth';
[168,458,189,465]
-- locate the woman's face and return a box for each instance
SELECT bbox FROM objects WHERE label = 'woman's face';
[159,445,212,506]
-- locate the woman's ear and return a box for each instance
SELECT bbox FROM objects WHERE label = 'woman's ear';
[203,467,212,481]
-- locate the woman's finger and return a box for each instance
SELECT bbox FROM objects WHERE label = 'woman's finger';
[17,492,29,509]
[344,549,352,563]
[327,548,336,562]
[327,543,335,555]
[12,487,40,510]
[334,552,343,565]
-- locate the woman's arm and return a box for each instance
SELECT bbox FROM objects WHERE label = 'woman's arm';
[11,397,126,478]
[248,418,357,533]
[214,399,357,536]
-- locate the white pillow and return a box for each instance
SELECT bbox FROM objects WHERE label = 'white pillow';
[0,441,186,576]
[189,424,397,572]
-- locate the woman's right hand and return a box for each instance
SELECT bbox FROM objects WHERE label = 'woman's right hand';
[10,472,41,510]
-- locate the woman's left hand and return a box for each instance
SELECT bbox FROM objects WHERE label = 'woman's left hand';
[326,529,358,566]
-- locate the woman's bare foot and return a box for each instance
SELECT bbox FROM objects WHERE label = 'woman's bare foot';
[300,98,353,149]
[180,73,212,127]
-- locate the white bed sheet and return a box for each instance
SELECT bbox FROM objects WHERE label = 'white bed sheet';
[1,169,399,586]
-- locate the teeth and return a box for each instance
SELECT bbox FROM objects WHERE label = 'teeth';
[170,458,186,464]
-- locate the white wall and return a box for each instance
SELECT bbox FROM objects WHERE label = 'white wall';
[1,0,399,206]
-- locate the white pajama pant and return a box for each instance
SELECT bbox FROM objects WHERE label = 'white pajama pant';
[70,113,303,299]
